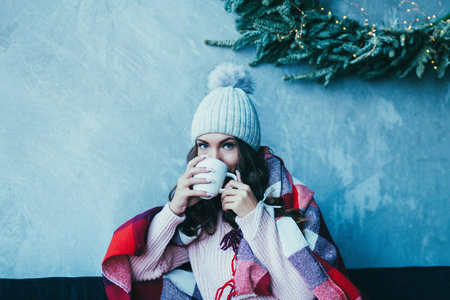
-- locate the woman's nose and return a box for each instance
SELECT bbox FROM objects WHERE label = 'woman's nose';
[208,148,221,160]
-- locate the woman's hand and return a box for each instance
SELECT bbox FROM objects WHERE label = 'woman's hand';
[169,156,213,216]
[221,170,258,218]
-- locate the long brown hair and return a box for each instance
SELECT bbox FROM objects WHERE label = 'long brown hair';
[169,138,306,237]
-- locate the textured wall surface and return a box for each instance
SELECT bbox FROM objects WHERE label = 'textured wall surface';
[0,0,449,278]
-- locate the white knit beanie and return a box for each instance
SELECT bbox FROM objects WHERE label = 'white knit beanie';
[191,62,261,151]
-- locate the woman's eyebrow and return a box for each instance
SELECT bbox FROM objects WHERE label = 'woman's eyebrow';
[219,137,236,144]
[196,139,209,144]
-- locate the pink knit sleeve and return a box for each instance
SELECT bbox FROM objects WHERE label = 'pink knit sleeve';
[236,207,315,299]
[129,203,190,282]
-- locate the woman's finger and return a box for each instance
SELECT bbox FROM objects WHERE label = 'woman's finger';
[185,166,213,178]
[222,203,234,212]
[224,179,247,191]
[188,189,213,198]
[221,187,240,199]
[221,196,236,212]
[222,192,257,217]
[186,176,215,186]
[236,170,242,182]
[187,155,206,168]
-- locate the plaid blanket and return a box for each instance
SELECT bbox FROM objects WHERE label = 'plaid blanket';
[102,148,365,300]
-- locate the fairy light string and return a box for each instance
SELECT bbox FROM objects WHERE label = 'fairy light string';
[205,0,450,86]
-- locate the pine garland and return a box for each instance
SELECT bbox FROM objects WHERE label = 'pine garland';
[205,0,450,86]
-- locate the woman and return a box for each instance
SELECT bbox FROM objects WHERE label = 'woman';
[102,63,364,300]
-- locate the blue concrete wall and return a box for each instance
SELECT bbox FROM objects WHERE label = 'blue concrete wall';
[0,0,448,278]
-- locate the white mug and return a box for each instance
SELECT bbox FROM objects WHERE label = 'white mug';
[193,157,237,199]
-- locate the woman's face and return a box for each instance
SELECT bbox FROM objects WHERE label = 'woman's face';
[196,133,239,172]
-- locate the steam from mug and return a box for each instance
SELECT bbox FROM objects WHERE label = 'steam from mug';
[193,157,237,199]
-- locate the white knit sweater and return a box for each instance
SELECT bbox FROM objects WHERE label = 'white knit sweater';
[129,203,315,300]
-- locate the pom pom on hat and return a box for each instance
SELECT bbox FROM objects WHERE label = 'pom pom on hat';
[207,62,255,94]
[191,62,261,151]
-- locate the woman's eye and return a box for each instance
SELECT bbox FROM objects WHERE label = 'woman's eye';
[223,143,235,150]
[198,143,208,149]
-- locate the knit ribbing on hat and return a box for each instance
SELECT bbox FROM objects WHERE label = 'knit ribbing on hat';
[191,63,261,151]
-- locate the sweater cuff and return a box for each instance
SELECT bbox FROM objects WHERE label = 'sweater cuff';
[157,203,186,229]
[235,203,266,240]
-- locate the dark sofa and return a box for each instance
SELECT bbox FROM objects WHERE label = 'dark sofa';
[0,266,448,300]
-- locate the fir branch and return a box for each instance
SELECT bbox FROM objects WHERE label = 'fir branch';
[232,31,261,50]
[206,0,450,85]
[274,50,311,65]
[204,39,235,47]
[414,46,433,78]
[282,65,336,82]
[437,46,449,78]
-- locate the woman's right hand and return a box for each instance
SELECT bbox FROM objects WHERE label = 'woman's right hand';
[169,156,213,216]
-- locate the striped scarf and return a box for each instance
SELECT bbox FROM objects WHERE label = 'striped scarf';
[102,148,365,300]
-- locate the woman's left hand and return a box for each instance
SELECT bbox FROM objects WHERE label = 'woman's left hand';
[221,170,258,218]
